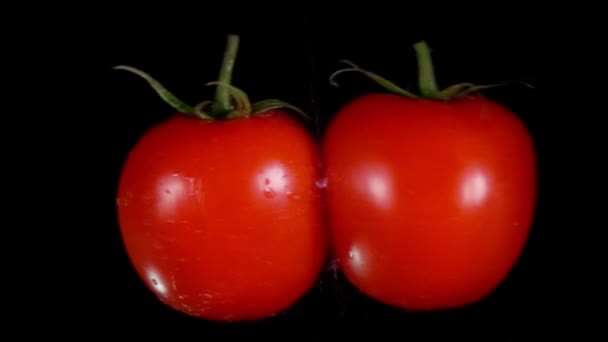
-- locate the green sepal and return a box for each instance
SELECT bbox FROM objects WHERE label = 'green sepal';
[206,81,251,118]
[437,81,535,100]
[113,65,195,114]
[329,41,536,102]
[252,99,310,120]
[192,101,214,120]
[329,60,419,98]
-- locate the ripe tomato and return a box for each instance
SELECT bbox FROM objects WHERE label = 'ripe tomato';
[117,111,326,321]
[323,41,537,311]
[114,35,326,321]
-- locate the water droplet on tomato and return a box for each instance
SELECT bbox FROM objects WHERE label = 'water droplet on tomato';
[263,187,276,198]
[146,268,168,297]
[116,197,128,206]
[116,192,133,206]
[286,191,301,201]
[315,177,328,189]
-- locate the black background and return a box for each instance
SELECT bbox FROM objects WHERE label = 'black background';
[22,2,599,339]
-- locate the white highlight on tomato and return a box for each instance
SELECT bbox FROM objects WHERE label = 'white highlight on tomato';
[460,168,490,208]
[146,266,168,298]
[157,173,187,216]
[347,243,368,277]
[364,166,394,211]
[256,163,289,198]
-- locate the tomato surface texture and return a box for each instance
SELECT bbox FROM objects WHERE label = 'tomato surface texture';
[322,93,537,310]
[116,111,327,321]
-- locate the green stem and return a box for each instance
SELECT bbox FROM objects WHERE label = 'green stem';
[413,41,439,97]
[212,34,240,115]
[328,40,530,102]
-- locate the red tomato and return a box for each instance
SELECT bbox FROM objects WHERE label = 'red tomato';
[323,92,537,310]
[116,110,327,321]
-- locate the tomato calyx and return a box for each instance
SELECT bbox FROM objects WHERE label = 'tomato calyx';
[329,40,532,101]
[113,34,309,121]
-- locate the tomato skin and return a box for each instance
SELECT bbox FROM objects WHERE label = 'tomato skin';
[323,93,537,310]
[116,110,327,321]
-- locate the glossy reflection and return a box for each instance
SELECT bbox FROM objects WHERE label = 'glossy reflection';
[145,266,169,299]
[255,162,289,198]
[459,168,490,209]
[347,243,368,277]
[156,173,192,216]
[359,165,394,211]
